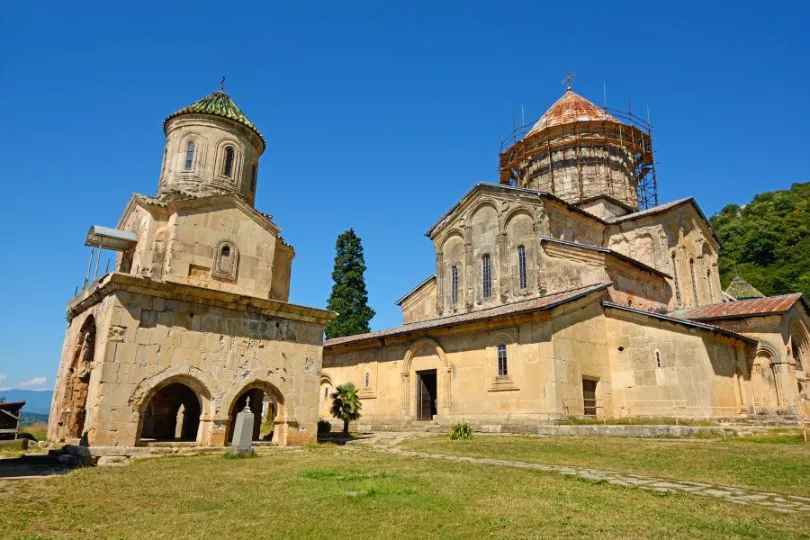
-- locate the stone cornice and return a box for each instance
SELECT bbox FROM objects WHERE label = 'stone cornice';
[67,273,336,325]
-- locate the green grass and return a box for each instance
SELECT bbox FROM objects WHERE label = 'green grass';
[0,439,28,457]
[399,433,810,497]
[1,446,809,539]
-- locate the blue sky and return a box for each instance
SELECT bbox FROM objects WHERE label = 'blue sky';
[0,1,808,391]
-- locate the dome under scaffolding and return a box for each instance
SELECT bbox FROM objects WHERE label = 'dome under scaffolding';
[499,89,658,213]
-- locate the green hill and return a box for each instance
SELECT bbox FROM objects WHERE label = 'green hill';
[710,182,810,298]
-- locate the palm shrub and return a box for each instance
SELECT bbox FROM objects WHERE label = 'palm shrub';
[450,421,473,440]
[330,383,362,435]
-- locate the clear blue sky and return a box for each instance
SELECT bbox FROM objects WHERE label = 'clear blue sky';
[0,1,808,391]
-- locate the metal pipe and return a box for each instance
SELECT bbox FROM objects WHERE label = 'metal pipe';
[84,246,95,287]
[94,240,101,279]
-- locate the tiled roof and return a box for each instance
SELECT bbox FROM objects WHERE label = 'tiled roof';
[724,275,765,300]
[675,293,806,321]
[325,282,611,348]
[528,90,618,135]
[164,91,265,148]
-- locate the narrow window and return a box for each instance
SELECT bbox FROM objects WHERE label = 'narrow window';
[451,265,459,305]
[518,245,527,290]
[223,146,235,177]
[497,343,508,377]
[690,258,699,306]
[482,254,492,299]
[184,141,195,170]
[324,387,329,399]
[706,269,713,302]
[221,245,230,257]
[655,350,661,368]
[250,164,257,192]
[364,372,370,388]
[671,252,682,307]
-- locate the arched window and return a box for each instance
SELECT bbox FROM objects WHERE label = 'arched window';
[364,372,370,388]
[482,254,492,299]
[212,241,238,280]
[497,343,508,377]
[223,146,235,177]
[690,258,699,305]
[451,265,459,305]
[184,141,196,170]
[792,336,805,371]
[706,269,713,301]
[517,245,527,290]
[671,252,682,307]
[250,164,257,193]
[324,387,329,399]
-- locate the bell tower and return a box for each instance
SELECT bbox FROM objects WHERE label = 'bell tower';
[158,87,265,205]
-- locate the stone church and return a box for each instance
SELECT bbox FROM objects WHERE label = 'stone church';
[321,86,810,428]
[48,90,335,447]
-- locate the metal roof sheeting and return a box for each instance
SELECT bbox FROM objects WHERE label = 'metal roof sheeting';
[85,225,137,251]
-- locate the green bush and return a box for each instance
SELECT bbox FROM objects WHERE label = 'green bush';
[317,420,332,434]
[450,421,473,440]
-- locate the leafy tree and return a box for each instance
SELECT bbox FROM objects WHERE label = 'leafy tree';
[329,383,362,435]
[710,182,810,298]
[324,229,375,339]
[0,396,5,404]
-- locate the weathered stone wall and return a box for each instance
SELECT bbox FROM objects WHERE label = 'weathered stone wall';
[607,203,723,309]
[49,278,328,447]
[399,278,437,324]
[159,114,262,205]
[325,297,748,426]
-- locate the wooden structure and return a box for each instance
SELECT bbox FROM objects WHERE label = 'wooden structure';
[0,401,25,440]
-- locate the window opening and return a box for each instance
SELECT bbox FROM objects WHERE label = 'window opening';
[655,350,661,368]
[451,265,459,305]
[497,343,508,377]
[518,245,527,290]
[184,141,195,170]
[223,146,235,177]
[482,254,492,299]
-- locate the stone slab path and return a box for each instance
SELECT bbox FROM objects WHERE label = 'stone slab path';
[344,432,810,514]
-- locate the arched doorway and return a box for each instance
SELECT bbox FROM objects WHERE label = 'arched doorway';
[226,383,283,443]
[59,316,96,440]
[751,351,779,415]
[140,382,202,442]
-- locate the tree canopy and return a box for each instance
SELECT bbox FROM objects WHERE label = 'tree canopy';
[710,182,810,298]
[324,229,376,339]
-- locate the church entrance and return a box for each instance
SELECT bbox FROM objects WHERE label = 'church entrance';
[417,370,438,421]
[582,378,598,417]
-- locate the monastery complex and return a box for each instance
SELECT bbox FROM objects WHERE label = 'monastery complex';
[49,82,810,448]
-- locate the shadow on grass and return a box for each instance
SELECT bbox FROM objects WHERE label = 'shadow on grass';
[317,432,372,446]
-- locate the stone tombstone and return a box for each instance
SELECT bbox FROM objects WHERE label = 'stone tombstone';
[230,397,255,455]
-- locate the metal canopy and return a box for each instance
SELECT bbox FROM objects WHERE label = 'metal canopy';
[85,225,137,251]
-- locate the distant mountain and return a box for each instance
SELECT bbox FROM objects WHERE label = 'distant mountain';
[0,390,53,415]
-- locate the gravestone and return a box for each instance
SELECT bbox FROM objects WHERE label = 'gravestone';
[229,398,255,456]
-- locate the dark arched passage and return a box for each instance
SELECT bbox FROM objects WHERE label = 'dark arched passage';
[140,382,202,442]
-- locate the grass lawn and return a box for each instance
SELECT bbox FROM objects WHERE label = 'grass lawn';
[2,445,809,539]
[398,432,810,497]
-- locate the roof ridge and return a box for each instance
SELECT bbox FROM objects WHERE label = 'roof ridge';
[163,91,265,149]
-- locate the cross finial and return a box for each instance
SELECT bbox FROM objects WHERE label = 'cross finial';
[562,71,576,91]
[220,75,226,92]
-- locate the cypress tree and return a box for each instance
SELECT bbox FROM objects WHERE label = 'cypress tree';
[325,229,376,339]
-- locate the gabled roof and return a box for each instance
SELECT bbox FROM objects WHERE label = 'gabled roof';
[395,275,436,306]
[608,197,722,247]
[528,90,618,135]
[326,282,611,348]
[674,293,808,321]
[540,237,671,278]
[164,91,265,150]
[724,275,766,300]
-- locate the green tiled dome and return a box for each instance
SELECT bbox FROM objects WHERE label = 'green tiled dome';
[725,275,766,300]
[163,91,265,147]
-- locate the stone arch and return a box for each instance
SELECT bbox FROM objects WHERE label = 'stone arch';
[501,206,534,232]
[788,317,810,372]
[224,380,285,444]
[214,137,243,182]
[505,211,535,297]
[441,233,465,311]
[178,130,205,174]
[750,343,780,414]
[487,329,520,383]
[633,233,656,268]
[135,373,213,445]
[465,199,500,226]
[401,338,451,420]
[212,239,239,280]
[58,315,97,440]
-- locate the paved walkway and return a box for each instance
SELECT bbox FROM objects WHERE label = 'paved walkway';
[345,432,810,514]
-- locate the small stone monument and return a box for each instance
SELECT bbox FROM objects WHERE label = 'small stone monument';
[228,397,255,456]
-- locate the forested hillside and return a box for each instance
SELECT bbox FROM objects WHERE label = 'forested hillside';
[710,182,810,298]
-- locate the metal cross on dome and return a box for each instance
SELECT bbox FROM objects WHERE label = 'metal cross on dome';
[562,71,576,90]
[220,75,226,92]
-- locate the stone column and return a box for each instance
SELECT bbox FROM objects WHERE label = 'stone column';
[773,361,799,415]
[435,250,444,315]
[464,241,473,310]
[400,373,411,419]
[498,232,508,302]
